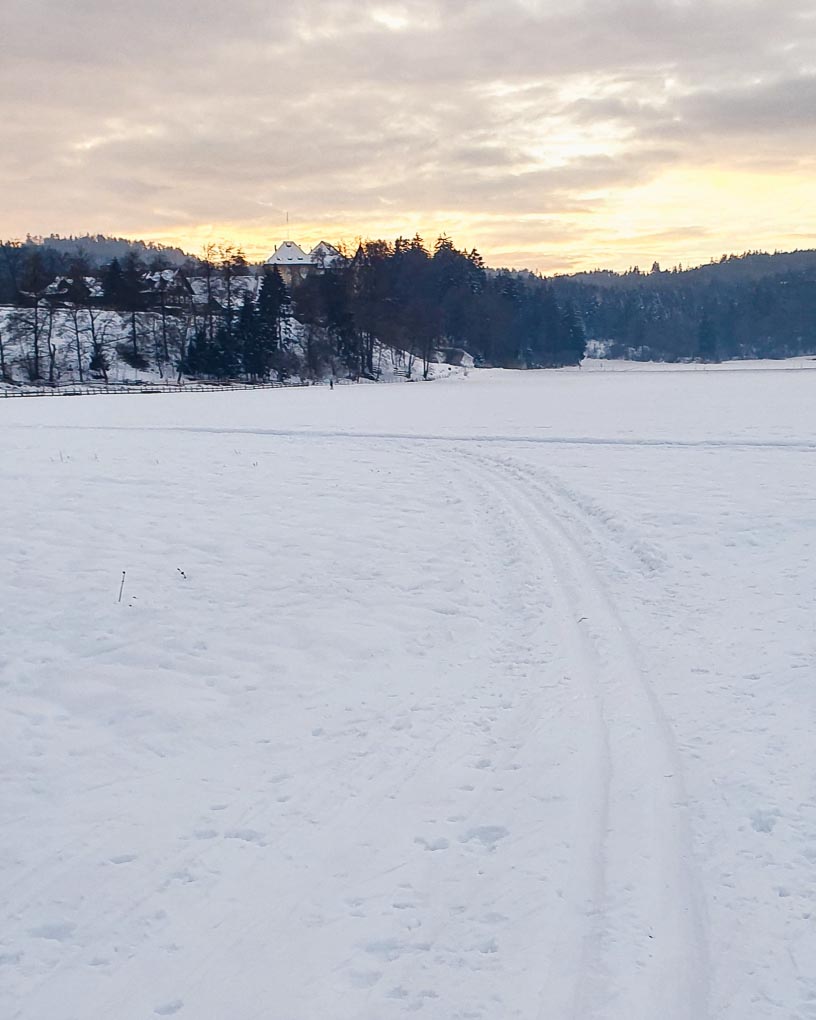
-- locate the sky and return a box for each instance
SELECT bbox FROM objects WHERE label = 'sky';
[1,0,815,274]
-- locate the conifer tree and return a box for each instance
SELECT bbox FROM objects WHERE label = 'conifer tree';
[558,301,586,366]
[257,266,289,377]
[237,295,264,380]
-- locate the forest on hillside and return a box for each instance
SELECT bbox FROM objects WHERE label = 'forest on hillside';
[1,235,814,386]
[0,236,584,385]
[551,250,816,362]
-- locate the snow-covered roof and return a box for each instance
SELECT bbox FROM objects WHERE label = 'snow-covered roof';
[189,278,210,303]
[310,241,342,266]
[144,269,181,284]
[43,276,104,299]
[44,277,68,295]
[266,241,312,267]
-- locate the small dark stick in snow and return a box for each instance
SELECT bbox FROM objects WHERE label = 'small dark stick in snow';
[177,568,187,580]
[118,571,126,603]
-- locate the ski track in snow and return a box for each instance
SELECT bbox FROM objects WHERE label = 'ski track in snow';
[453,449,710,1018]
[10,421,816,452]
[2,370,815,1019]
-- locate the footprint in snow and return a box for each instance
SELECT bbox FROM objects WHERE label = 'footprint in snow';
[154,1000,183,1016]
[108,853,137,865]
[461,825,509,851]
[29,922,75,942]
[414,836,450,852]
[224,828,266,845]
[750,809,780,833]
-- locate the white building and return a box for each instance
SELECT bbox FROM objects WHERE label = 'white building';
[266,241,312,269]
[265,240,343,282]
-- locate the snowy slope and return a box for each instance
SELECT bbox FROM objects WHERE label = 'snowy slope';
[0,303,466,389]
[1,365,815,1019]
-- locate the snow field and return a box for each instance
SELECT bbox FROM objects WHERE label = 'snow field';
[1,364,815,1019]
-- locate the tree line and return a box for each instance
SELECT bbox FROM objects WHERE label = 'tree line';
[290,235,585,379]
[180,235,586,382]
[7,233,811,384]
[551,251,816,362]
[0,235,586,384]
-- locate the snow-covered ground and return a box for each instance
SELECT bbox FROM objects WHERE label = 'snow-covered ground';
[1,364,814,1019]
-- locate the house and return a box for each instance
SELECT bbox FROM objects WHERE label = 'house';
[142,268,194,311]
[42,270,194,313]
[42,276,104,306]
[265,241,313,284]
[265,240,344,283]
[310,241,343,268]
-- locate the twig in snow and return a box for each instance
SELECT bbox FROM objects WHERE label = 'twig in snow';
[118,571,126,603]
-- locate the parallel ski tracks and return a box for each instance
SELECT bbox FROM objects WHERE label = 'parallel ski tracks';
[448,446,710,1019]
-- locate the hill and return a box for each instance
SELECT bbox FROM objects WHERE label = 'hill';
[550,248,816,361]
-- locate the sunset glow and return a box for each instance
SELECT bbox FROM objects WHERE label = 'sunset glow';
[2,1,814,272]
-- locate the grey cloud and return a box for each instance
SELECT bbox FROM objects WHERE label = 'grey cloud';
[561,72,816,163]
[683,75,816,134]
[0,0,813,264]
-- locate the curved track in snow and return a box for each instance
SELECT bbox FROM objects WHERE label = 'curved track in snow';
[449,446,711,1018]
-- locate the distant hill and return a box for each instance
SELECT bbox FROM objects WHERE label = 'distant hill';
[19,234,192,268]
[558,248,816,289]
[549,249,816,362]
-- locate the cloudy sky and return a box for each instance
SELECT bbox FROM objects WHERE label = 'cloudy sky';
[2,0,815,271]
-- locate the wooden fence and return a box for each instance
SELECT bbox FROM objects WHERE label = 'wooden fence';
[0,377,407,398]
